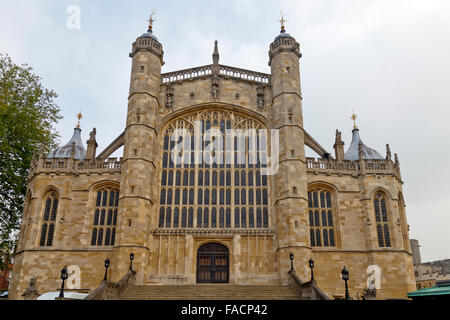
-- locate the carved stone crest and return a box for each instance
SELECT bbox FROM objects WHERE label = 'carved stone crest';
[165,85,174,109]
[211,78,220,101]
[257,87,265,110]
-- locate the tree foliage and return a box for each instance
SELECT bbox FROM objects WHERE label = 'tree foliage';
[0,53,61,270]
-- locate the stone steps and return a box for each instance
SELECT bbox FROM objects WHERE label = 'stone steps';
[119,285,300,300]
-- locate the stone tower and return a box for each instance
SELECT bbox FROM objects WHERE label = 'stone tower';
[269,24,310,283]
[111,19,164,283]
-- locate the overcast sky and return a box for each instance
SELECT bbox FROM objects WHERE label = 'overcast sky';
[1,0,449,262]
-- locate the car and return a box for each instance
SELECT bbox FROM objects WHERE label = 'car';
[0,291,8,298]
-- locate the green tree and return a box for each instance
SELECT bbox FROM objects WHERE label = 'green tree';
[0,53,61,270]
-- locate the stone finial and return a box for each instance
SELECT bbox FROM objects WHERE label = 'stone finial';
[394,153,399,166]
[336,129,342,142]
[86,128,98,160]
[386,144,392,160]
[212,40,219,65]
[22,278,40,300]
[334,130,345,161]
[89,128,97,141]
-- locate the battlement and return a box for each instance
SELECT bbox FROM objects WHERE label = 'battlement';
[161,64,271,85]
[270,37,298,51]
[306,157,402,180]
[130,36,163,59]
[28,157,122,179]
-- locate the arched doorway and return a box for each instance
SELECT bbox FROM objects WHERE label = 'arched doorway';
[197,243,229,283]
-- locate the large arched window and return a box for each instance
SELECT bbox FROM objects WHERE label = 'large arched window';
[374,192,391,248]
[308,187,336,247]
[91,187,119,246]
[40,192,59,247]
[158,110,271,229]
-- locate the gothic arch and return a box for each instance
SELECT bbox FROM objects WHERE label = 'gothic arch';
[89,180,120,193]
[369,187,394,201]
[307,181,339,193]
[157,108,272,231]
[88,182,120,247]
[372,189,395,248]
[38,187,60,220]
[38,189,60,247]
[196,242,230,283]
[307,183,341,248]
[157,102,273,133]
[38,185,61,201]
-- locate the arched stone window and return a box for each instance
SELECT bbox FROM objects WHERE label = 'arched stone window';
[91,187,119,246]
[158,110,271,229]
[308,187,336,247]
[40,192,59,247]
[374,192,391,248]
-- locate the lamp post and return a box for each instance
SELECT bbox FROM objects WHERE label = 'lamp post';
[104,258,110,281]
[289,252,294,272]
[59,266,68,298]
[129,252,135,271]
[341,266,350,300]
[309,258,315,281]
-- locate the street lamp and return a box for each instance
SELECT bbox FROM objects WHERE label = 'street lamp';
[59,266,68,298]
[129,252,135,271]
[341,266,350,300]
[289,252,294,271]
[104,258,110,281]
[309,258,315,281]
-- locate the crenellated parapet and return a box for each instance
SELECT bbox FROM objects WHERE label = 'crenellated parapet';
[130,37,163,62]
[269,37,301,66]
[306,157,402,181]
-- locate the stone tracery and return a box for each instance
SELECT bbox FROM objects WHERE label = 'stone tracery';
[158,109,270,230]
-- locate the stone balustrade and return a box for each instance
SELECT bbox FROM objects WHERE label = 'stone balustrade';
[306,157,401,180]
[161,64,271,85]
[28,157,123,178]
[162,65,213,83]
[28,156,400,179]
[219,64,271,84]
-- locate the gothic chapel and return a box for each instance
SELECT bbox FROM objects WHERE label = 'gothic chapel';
[9,16,416,300]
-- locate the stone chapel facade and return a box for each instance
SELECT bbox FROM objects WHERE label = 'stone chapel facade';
[9,21,416,300]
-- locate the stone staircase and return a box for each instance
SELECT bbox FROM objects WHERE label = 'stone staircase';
[118,285,300,300]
